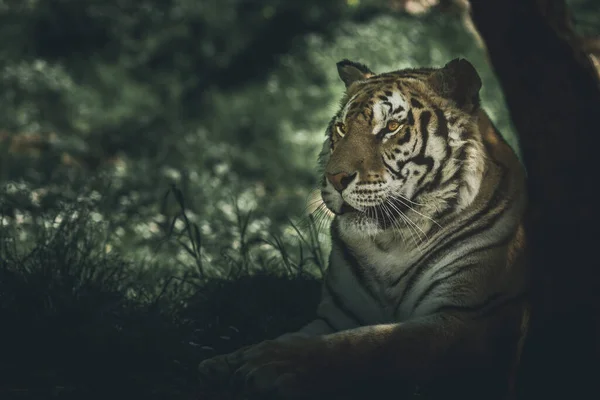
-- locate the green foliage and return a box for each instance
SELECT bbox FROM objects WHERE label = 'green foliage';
[569,0,600,36]
[0,203,321,399]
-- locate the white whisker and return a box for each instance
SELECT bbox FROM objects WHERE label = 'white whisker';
[308,203,332,234]
[382,202,405,242]
[384,199,426,252]
[389,193,442,229]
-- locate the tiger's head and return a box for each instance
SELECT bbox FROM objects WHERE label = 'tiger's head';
[319,58,487,237]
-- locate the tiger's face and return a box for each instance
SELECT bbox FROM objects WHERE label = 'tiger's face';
[320,59,486,236]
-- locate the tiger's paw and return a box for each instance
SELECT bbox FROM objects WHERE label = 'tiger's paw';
[198,345,250,388]
[199,336,332,398]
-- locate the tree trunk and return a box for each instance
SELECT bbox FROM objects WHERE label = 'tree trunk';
[468,0,600,398]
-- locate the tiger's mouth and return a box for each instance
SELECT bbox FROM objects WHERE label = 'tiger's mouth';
[338,198,412,229]
[339,202,359,215]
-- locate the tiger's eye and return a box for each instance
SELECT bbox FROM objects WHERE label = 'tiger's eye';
[335,123,347,137]
[387,120,400,132]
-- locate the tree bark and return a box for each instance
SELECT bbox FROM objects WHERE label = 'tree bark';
[468,0,600,398]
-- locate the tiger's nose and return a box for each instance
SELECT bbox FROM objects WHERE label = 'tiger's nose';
[326,171,357,193]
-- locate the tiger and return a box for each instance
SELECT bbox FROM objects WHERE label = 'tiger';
[199,58,529,399]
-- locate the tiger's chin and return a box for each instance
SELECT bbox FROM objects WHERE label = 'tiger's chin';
[338,213,385,238]
[337,209,403,239]
[325,199,408,238]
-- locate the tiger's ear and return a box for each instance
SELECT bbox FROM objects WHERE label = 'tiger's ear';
[429,58,482,111]
[336,59,374,88]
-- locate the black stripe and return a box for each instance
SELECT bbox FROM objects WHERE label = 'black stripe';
[390,163,509,291]
[409,262,479,315]
[390,110,431,177]
[409,228,516,316]
[389,261,415,292]
[409,154,433,171]
[415,161,510,266]
[444,227,516,269]
[382,157,404,179]
[376,129,388,141]
[433,292,504,315]
[430,147,468,220]
[400,109,430,173]
[361,109,370,122]
[393,194,511,315]
[434,195,458,221]
[411,136,419,153]
[434,292,526,320]
[315,314,338,332]
[399,72,431,78]
[324,278,364,327]
[419,142,451,195]
[418,111,432,159]
[410,98,424,109]
[397,128,411,145]
[382,157,399,177]
[411,154,434,187]
[395,81,406,93]
[392,104,405,114]
[411,187,509,279]
[410,108,460,203]
[332,222,383,307]
[412,143,463,215]
[338,244,383,307]
[433,107,448,137]
[406,109,415,125]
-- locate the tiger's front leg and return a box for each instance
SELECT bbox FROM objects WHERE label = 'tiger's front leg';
[199,309,521,398]
[198,318,336,391]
